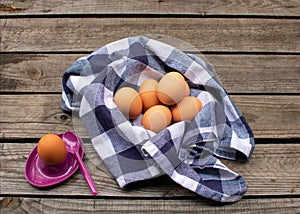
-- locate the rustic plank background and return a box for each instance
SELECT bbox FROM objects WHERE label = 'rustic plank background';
[0,0,299,213]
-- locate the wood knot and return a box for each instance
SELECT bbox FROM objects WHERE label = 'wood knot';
[0,4,26,12]
[1,197,21,209]
[60,114,69,121]
[54,113,71,124]
[26,68,43,80]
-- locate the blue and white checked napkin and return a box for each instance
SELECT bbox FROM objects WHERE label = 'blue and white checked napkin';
[61,36,255,202]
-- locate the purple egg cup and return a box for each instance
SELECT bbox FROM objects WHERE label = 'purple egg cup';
[24,132,84,188]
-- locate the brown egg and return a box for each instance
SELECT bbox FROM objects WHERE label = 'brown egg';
[171,96,202,123]
[139,79,161,110]
[114,87,143,119]
[142,105,172,133]
[157,72,187,105]
[37,134,67,165]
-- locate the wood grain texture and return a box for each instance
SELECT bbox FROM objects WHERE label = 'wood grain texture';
[1,54,299,93]
[0,0,299,16]
[1,94,299,139]
[1,197,300,214]
[0,143,299,197]
[1,18,299,52]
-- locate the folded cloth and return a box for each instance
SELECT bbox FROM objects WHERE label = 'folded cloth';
[61,36,255,202]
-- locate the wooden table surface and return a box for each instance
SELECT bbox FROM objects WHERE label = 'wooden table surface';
[1,0,300,213]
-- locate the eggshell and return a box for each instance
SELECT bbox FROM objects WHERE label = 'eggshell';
[171,96,202,122]
[142,105,172,133]
[157,72,187,105]
[139,79,160,110]
[114,87,143,119]
[168,71,185,82]
[184,81,190,96]
[37,134,67,165]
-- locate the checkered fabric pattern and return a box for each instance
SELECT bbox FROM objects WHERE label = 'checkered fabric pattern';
[61,36,255,202]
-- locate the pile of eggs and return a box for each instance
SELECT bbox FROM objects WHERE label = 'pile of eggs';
[114,72,203,133]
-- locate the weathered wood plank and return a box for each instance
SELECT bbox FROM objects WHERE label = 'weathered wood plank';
[232,95,300,138]
[1,197,300,214]
[0,143,299,197]
[1,94,299,139]
[0,53,73,93]
[0,0,299,16]
[1,18,299,52]
[1,54,299,93]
